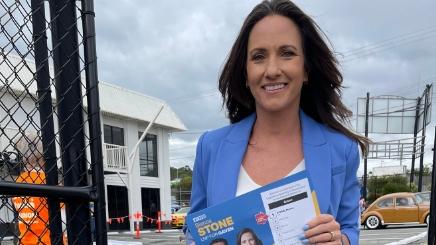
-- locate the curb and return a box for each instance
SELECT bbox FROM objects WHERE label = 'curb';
[385,231,427,245]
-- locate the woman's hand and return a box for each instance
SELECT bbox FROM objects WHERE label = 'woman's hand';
[299,214,344,245]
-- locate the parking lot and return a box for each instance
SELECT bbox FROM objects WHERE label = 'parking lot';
[0,225,427,245]
[107,230,184,245]
[106,226,427,245]
[360,225,427,245]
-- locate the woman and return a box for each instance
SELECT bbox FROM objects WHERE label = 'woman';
[187,0,368,244]
[237,228,263,245]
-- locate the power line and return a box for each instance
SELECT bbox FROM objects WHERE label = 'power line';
[340,27,436,62]
[340,25,436,56]
[170,155,195,161]
[170,145,197,151]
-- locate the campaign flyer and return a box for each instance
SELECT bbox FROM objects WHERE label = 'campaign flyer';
[186,170,320,245]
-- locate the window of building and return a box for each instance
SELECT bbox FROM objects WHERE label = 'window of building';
[104,125,124,146]
[138,133,158,177]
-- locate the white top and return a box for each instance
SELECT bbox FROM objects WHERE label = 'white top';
[235,159,305,196]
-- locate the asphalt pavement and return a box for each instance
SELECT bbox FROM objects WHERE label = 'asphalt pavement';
[360,224,428,245]
[107,229,184,245]
[0,225,428,244]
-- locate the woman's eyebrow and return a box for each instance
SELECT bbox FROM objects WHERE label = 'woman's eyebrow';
[280,44,297,51]
[248,47,267,55]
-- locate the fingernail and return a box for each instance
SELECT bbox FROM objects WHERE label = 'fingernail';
[301,239,309,244]
[298,233,306,240]
[303,224,309,231]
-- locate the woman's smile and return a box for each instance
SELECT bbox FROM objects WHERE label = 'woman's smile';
[262,82,288,93]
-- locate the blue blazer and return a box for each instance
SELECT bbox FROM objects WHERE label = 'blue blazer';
[188,111,361,244]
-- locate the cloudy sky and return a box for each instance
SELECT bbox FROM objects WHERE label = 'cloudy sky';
[93,0,436,176]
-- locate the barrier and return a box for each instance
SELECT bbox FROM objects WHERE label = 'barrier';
[107,212,171,226]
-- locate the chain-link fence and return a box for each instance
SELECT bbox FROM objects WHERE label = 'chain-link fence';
[1,0,107,244]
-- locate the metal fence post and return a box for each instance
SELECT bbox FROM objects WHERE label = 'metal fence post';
[30,0,63,243]
[49,0,91,243]
[428,126,436,245]
[81,0,108,243]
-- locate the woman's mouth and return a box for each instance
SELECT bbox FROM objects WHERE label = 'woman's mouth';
[262,83,287,92]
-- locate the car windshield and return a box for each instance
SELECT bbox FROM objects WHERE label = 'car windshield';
[176,207,190,214]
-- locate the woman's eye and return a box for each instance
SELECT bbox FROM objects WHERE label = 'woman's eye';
[251,54,264,61]
[282,50,295,57]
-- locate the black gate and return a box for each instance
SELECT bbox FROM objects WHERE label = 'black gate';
[0,0,107,244]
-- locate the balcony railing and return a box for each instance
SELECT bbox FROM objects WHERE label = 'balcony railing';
[103,143,128,173]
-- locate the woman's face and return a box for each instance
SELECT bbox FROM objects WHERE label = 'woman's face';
[246,14,307,115]
[241,232,256,245]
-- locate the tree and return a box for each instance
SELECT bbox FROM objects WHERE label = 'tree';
[170,166,193,205]
[170,165,192,180]
[367,175,416,203]
[180,176,192,191]
[408,165,432,176]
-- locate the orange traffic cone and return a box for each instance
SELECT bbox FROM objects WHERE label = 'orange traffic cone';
[156,211,162,233]
[134,222,140,239]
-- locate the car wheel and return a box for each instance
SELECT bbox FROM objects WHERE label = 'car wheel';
[365,215,380,230]
[426,214,429,225]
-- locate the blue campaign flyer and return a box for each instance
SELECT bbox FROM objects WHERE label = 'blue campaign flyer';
[186,170,320,245]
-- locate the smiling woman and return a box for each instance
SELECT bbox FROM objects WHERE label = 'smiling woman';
[246,15,307,118]
[186,0,369,245]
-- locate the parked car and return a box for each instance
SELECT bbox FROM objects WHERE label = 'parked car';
[361,192,430,230]
[171,203,181,214]
[171,207,190,228]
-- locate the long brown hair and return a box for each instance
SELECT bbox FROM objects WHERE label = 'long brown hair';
[218,0,368,154]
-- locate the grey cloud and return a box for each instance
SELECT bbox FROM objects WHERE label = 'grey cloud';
[94,0,436,170]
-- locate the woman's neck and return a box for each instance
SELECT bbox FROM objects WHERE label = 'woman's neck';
[252,107,301,140]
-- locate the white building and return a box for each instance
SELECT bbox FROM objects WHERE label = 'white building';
[0,54,186,231]
[370,165,408,177]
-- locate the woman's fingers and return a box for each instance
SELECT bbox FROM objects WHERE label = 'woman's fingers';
[304,214,339,236]
[300,214,341,244]
[303,230,341,244]
[305,214,335,228]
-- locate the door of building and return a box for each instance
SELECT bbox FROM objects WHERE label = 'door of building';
[141,188,160,229]
[107,185,130,230]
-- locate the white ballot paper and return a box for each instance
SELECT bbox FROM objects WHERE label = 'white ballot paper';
[261,178,316,244]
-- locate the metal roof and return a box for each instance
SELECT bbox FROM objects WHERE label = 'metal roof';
[0,54,186,131]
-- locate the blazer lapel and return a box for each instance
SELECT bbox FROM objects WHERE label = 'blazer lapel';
[209,114,255,206]
[209,111,332,214]
[300,111,332,214]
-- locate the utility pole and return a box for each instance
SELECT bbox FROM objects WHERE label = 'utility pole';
[411,96,422,189]
[418,85,430,192]
[363,92,370,200]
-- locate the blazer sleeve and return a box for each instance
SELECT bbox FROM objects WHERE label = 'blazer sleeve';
[184,133,208,244]
[338,141,360,245]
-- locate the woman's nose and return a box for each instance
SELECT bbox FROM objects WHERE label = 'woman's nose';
[265,58,281,80]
